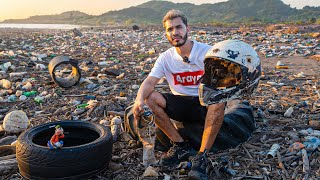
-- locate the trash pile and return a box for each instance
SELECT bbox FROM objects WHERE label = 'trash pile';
[0,26,319,179]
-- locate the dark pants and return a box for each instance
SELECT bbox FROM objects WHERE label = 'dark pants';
[124,96,255,152]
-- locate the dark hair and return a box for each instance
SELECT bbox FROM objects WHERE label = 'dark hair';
[162,9,188,28]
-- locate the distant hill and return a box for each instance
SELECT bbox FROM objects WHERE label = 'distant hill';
[2,11,92,24]
[2,0,320,25]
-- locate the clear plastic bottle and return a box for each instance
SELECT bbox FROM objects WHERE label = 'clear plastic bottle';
[139,105,156,167]
[110,116,122,142]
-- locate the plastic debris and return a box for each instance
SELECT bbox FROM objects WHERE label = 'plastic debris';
[110,116,122,142]
[275,61,288,69]
[284,107,294,117]
[267,144,281,158]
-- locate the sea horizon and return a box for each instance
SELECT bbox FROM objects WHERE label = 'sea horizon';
[0,23,86,30]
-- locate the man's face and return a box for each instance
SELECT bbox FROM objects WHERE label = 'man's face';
[164,17,189,47]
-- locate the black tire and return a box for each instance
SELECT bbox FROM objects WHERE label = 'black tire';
[125,102,255,152]
[16,120,113,180]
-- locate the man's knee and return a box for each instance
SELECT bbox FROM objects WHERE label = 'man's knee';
[146,92,166,108]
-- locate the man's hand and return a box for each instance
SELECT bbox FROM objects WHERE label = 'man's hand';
[133,99,145,119]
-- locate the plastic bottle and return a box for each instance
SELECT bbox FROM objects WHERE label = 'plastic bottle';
[19,95,27,101]
[110,116,122,142]
[98,61,108,66]
[7,95,17,102]
[23,90,37,97]
[1,79,11,89]
[84,95,96,99]
[76,103,89,108]
[139,105,157,167]
[284,107,293,117]
[34,96,44,103]
[22,82,32,91]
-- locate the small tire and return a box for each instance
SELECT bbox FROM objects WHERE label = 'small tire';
[16,120,113,180]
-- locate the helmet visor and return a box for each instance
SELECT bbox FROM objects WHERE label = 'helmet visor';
[201,57,242,89]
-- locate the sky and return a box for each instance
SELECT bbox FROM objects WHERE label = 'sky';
[0,0,319,21]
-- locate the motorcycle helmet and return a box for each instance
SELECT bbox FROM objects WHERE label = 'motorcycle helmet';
[199,40,261,106]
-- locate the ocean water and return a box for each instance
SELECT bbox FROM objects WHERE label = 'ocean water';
[0,24,86,29]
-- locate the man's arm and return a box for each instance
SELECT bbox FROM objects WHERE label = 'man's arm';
[199,103,225,152]
[133,76,160,117]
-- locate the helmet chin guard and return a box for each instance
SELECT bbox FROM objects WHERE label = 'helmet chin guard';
[199,40,261,106]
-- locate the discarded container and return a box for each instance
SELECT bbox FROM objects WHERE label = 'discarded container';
[8,95,17,102]
[177,161,192,169]
[19,95,27,101]
[15,90,23,97]
[275,61,288,69]
[140,105,157,167]
[98,61,108,66]
[1,79,11,89]
[0,62,12,71]
[84,95,96,100]
[9,72,27,77]
[36,63,46,70]
[303,136,320,152]
[23,90,37,97]
[76,103,89,108]
[22,82,32,91]
[48,56,81,88]
[267,143,280,158]
[284,107,293,117]
[110,116,122,142]
[34,96,44,103]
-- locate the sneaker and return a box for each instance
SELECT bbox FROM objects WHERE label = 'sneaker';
[159,141,194,166]
[188,151,209,180]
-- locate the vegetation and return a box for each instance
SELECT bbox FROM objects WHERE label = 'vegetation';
[1,0,319,25]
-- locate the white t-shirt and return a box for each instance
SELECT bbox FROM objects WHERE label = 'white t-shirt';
[149,40,211,96]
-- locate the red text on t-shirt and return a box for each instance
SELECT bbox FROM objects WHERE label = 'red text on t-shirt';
[173,70,204,86]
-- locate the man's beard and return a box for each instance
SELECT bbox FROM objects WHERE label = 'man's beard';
[169,33,188,47]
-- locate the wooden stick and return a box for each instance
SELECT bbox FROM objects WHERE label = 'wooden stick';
[277,151,289,178]
[242,145,253,159]
[265,137,283,143]
[243,143,263,151]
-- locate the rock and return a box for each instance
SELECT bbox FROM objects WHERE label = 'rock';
[107,161,123,171]
[143,166,159,177]
[132,85,139,90]
[104,68,121,76]
[3,111,29,133]
[72,28,83,37]
[132,25,139,31]
[74,108,86,115]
